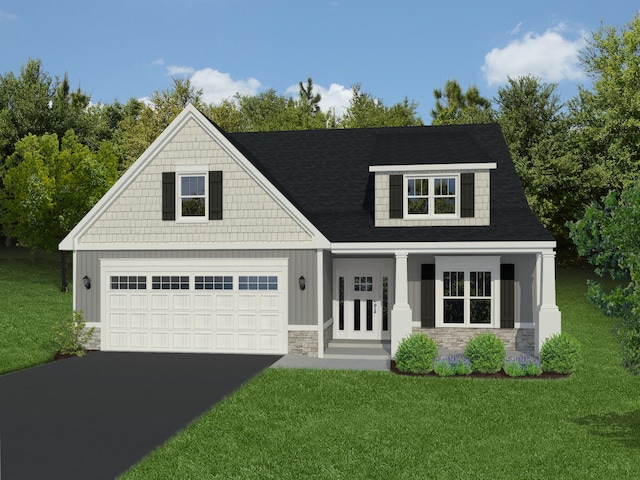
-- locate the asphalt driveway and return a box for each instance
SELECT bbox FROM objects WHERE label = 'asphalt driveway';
[0,352,281,479]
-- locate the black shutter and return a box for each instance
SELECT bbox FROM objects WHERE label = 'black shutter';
[460,172,475,218]
[421,264,435,328]
[162,172,175,221]
[389,174,403,219]
[500,264,515,329]
[209,171,223,220]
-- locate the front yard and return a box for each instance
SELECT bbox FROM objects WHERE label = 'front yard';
[1,250,638,478]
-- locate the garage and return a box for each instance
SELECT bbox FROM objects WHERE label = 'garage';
[100,259,288,354]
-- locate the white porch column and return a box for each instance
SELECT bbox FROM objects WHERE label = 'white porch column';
[534,251,562,355]
[391,251,412,356]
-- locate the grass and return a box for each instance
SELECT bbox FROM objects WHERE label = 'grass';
[120,267,640,480]
[2,252,638,478]
[0,247,72,375]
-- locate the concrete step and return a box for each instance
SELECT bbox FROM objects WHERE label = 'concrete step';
[324,340,391,360]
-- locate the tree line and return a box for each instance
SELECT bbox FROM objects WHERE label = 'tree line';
[1,15,639,371]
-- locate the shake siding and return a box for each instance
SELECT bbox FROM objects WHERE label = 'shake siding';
[79,119,312,246]
[76,249,318,326]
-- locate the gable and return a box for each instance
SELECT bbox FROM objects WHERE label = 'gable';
[60,106,327,250]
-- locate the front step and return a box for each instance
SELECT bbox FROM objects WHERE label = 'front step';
[324,340,391,360]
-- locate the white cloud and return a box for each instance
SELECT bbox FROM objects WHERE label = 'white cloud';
[482,25,587,86]
[0,10,17,21]
[285,82,353,117]
[167,65,195,76]
[189,68,261,104]
[508,22,523,36]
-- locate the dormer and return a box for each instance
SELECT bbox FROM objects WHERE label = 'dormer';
[370,163,496,227]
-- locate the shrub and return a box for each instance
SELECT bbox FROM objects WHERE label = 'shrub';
[463,333,506,373]
[434,353,472,376]
[395,333,438,374]
[53,311,95,357]
[540,333,581,374]
[504,355,541,377]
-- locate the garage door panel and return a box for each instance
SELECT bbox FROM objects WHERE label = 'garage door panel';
[103,261,287,354]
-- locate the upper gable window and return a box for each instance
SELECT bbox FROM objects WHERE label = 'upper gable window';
[179,174,207,219]
[405,175,458,218]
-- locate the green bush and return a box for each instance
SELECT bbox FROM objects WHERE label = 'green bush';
[503,359,526,377]
[463,333,506,373]
[433,354,472,376]
[395,333,438,374]
[433,358,456,376]
[53,310,95,356]
[540,333,581,374]
[504,355,542,377]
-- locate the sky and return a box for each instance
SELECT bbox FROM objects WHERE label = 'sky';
[0,0,638,122]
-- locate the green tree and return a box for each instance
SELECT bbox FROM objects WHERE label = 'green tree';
[431,79,495,125]
[569,182,640,374]
[0,131,118,290]
[339,84,422,128]
[567,14,640,192]
[494,75,599,248]
[115,77,203,171]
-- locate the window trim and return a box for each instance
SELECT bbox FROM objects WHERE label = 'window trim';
[403,174,460,219]
[435,256,501,328]
[176,167,208,223]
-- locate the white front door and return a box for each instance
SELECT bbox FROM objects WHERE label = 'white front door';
[334,259,393,341]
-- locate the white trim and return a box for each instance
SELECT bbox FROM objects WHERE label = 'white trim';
[369,162,497,173]
[404,174,459,219]
[100,258,289,269]
[288,324,321,332]
[316,249,324,358]
[331,241,557,255]
[175,170,208,224]
[72,250,78,311]
[59,104,329,251]
[70,239,329,251]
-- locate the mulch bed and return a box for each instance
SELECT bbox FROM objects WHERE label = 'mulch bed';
[53,350,98,361]
[390,360,570,379]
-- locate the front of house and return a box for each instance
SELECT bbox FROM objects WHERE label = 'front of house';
[59,105,561,357]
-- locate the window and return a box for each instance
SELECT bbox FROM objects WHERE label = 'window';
[195,276,233,290]
[110,276,146,290]
[406,176,457,217]
[435,256,499,327]
[354,276,373,291]
[179,174,206,218]
[152,276,189,290]
[239,276,278,290]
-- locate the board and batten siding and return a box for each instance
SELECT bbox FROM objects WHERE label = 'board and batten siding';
[76,249,318,326]
[407,253,537,326]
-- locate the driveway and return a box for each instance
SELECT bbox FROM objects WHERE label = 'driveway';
[0,352,281,480]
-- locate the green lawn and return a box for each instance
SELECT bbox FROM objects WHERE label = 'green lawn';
[121,267,640,480]
[2,252,638,478]
[0,247,72,375]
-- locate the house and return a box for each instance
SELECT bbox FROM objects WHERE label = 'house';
[59,104,561,358]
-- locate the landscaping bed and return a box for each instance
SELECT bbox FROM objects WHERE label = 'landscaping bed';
[390,360,570,379]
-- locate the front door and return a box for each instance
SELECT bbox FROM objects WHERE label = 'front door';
[334,259,393,341]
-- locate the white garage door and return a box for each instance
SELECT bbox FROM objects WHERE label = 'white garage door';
[101,259,288,354]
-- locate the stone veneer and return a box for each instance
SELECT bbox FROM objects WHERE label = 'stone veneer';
[374,171,491,227]
[288,330,319,357]
[80,327,101,351]
[413,327,535,354]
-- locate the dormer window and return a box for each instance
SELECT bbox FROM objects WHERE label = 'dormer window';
[406,176,458,217]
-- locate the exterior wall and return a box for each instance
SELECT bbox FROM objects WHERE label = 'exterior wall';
[76,249,318,326]
[289,330,318,357]
[407,253,536,326]
[413,327,535,353]
[374,171,490,227]
[79,118,312,246]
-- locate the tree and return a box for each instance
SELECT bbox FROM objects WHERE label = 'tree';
[494,75,598,248]
[0,131,118,290]
[339,84,422,128]
[431,79,495,125]
[567,14,640,192]
[569,181,640,374]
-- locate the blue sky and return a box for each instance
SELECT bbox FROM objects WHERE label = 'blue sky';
[1,1,638,121]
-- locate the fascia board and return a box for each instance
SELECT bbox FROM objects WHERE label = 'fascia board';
[330,241,557,255]
[369,163,497,173]
[68,238,331,251]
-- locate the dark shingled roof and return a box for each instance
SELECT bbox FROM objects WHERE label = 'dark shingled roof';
[218,123,552,243]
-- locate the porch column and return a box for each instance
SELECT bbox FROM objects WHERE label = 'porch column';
[534,251,562,355]
[391,251,412,356]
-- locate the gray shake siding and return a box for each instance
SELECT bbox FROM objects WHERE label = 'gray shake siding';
[76,249,318,326]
